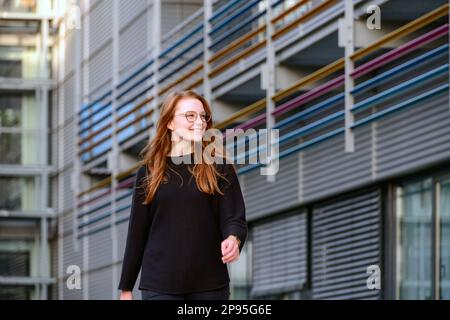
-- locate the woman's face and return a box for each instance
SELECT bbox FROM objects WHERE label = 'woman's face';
[167,98,208,142]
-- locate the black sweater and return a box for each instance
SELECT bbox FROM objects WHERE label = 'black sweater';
[117,154,248,294]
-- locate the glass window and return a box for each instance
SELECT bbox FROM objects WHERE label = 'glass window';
[0,131,45,165]
[396,179,433,299]
[396,175,450,300]
[0,251,30,276]
[0,0,37,13]
[439,178,450,299]
[0,46,40,78]
[0,91,46,165]
[0,285,34,300]
[0,91,38,128]
[229,238,251,299]
[0,176,39,211]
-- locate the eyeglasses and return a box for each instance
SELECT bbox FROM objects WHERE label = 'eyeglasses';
[174,111,211,123]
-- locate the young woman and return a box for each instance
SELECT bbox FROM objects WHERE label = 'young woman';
[118,90,247,300]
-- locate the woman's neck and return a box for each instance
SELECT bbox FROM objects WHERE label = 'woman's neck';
[169,140,193,157]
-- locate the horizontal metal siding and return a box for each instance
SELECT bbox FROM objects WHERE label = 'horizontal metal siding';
[62,211,75,237]
[50,239,58,300]
[50,95,58,166]
[302,124,372,202]
[89,0,112,55]
[161,3,201,37]
[62,234,83,274]
[50,176,58,210]
[62,169,74,211]
[63,75,75,121]
[251,211,307,297]
[119,9,149,73]
[63,121,75,167]
[119,0,149,30]
[376,93,450,178]
[88,267,113,299]
[88,227,112,271]
[117,219,130,263]
[312,189,381,299]
[62,282,83,300]
[88,42,112,97]
[242,153,299,220]
[64,29,76,77]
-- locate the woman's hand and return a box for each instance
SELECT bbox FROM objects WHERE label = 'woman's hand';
[221,235,240,264]
[119,291,133,300]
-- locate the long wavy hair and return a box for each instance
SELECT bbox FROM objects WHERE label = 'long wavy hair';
[138,90,231,205]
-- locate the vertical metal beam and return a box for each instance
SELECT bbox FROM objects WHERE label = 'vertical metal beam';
[110,0,120,300]
[80,0,91,301]
[432,178,441,300]
[40,216,48,300]
[70,0,83,301]
[150,0,162,139]
[383,183,396,300]
[262,0,277,182]
[344,0,355,153]
[203,0,212,103]
[39,16,50,300]
[55,2,65,300]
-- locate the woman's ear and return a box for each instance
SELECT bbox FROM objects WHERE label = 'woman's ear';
[167,120,174,131]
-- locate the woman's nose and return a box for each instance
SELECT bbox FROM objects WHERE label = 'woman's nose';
[194,115,203,125]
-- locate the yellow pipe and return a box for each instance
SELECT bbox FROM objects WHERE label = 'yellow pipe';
[273,58,345,102]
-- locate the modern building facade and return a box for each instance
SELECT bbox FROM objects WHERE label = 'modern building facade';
[1,0,449,300]
[0,0,60,299]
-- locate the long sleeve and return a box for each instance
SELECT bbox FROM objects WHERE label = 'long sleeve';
[218,163,248,253]
[117,166,152,291]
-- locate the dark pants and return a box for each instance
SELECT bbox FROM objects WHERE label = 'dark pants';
[141,284,230,300]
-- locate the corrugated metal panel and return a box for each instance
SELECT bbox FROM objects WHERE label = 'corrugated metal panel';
[64,29,76,77]
[88,267,113,299]
[376,93,450,178]
[312,188,381,299]
[62,234,82,272]
[119,12,149,76]
[62,211,75,237]
[63,75,75,121]
[89,0,102,10]
[80,195,112,233]
[62,169,74,211]
[63,120,75,166]
[50,176,58,210]
[302,124,372,202]
[242,153,299,220]
[88,42,112,96]
[251,211,307,297]
[62,283,83,300]
[116,219,129,262]
[49,124,59,165]
[161,3,201,37]
[119,0,149,31]
[62,168,74,211]
[88,227,112,270]
[89,0,112,54]
[50,239,58,299]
